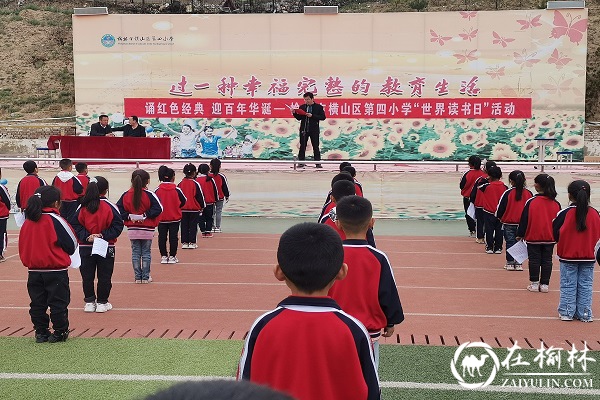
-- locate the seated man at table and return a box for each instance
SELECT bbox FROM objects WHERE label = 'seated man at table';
[89,115,115,137]
[112,116,146,138]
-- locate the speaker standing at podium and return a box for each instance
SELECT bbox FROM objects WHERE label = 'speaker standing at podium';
[292,92,326,168]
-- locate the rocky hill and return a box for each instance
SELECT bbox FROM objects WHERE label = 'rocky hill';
[0,0,598,121]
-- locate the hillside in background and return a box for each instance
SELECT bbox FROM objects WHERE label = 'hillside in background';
[0,0,598,121]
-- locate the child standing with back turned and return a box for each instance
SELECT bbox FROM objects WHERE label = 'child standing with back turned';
[459,155,485,237]
[238,222,379,400]
[553,180,600,322]
[155,167,186,264]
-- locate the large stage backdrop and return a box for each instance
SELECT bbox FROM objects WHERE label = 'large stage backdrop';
[73,10,588,160]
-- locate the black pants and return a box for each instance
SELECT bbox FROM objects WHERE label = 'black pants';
[483,212,503,252]
[298,131,321,162]
[181,212,198,244]
[463,197,475,233]
[527,243,555,285]
[199,204,214,233]
[59,201,79,222]
[27,270,70,333]
[475,208,485,240]
[0,218,6,256]
[158,222,180,256]
[366,227,376,248]
[79,248,115,304]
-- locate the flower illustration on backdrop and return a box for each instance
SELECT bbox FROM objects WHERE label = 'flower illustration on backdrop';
[321,128,342,141]
[322,150,350,160]
[491,143,518,160]
[419,139,457,158]
[560,135,583,149]
[271,122,294,138]
[511,133,528,146]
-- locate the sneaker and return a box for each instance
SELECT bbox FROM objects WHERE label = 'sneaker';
[0,255,5,263]
[315,164,323,168]
[134,279,142,284]
[559,314,573,321]
[205,232,213,238]
[190,243,198,248]
[469,231,475,238]
[142,276,153,284]
[95,302,113,313]
[181,243,189,249]
[485,249,493,254]
[161,256,169,264]
[83,302,96,313]
[527,282,540,292]
[514,264,523,271]
[494,249,502,254]
[213,227,221,233]
[167,256,178,264]
[504,264,515,271]
[48,330,69,343]
[539,284,549,293]
[297,163,305,168]
[35,329,51,343]
[475,238,485,244]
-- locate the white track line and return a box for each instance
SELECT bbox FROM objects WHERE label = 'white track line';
[0,373,598,395]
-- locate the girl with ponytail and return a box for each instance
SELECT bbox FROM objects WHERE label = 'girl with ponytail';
[117,170,163,283]
[553,180,600,322]
[197,163,218,238]
[70,177,124,313]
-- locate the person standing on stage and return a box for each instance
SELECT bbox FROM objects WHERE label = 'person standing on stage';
[89,115,115,137]
[112,116,147,137]
[293,92,326,168]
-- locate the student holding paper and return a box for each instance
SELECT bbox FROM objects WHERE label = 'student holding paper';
[0,167,10,263]
[70,177,124,313]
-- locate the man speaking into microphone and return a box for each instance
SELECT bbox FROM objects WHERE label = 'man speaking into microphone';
[292,92,326,168]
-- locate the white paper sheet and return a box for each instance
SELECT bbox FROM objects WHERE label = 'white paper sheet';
[69,246,81,269]
[129,213,145,222]
[467,203,476,220]
[507,240,528,264]
[14,211,25,227]
[91,237,109,258]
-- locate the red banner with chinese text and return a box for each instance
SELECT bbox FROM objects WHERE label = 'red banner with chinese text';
[124,98,531,119]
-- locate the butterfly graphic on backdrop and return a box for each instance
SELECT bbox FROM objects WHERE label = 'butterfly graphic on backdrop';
[513,49,540,68]
[550,11,587,45]
[492,31,515,48]
[501,80,535,99]
[459,28,478,42]
[516,14,542,30]
[486,66,505,80]
[453,50,478,64]
[542,75,573,96]
[548,49,572,69]
[430,29,452,46]
[573,64,586,77]
[459,11,477,21]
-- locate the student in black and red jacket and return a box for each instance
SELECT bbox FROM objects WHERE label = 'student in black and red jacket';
[209,158,230,233]
[178,164,205,249]
[553,180,600,322]
[517,174,561,293]
[19,186,78,343]
[70,177,123,313]
[16,160,46,211]
[197,164,218,238]
[155,167,186,264]
[469,160,495,244]
[460,155,485,237]
[0,167,10,263]
[52,158,83,221]
[478,166,508,254]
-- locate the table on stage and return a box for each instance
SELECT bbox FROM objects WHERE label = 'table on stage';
[47,135,171,160]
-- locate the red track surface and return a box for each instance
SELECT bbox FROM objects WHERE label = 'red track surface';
[2,232,599,349]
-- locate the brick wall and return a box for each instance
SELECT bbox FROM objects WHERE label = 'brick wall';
[0,125,76,156]
[584,123,600,161]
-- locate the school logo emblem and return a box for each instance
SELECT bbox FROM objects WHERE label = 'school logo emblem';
[101,34,116,48]
[450,341,500,389]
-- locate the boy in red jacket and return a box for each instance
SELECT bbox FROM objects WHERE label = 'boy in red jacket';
[75,162,90,195]
[0,168,10,262]
[52,158,83,221]
[16,160,46,211]
[155,167,186,264]
[478,166,508,254]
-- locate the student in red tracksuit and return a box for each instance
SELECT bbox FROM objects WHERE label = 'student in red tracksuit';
[328,195,404,370]
[517,174,561,293]
[238,222,379,400]
[478,166,508,254]
[0,168,10,262]
[318,172,356,222]
[155,167,186,264]
[52,158,83,221]
[75,162,90,195]
[469,160,496,244]
[319,180,356,241]
[19,186,78,343]
[16,160,47,211]
[342,166,364,197]
[209,158,230,233]
[178,164,205,249]
[554,180,600,322]
[117,169,163,284]
[496,170,533,271]
[70,177,124,313]
[459,155,485,237]
[197,164,218,238]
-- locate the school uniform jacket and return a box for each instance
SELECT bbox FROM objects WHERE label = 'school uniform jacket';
[496,188,534,225]
[77,174,91,194]
[116,188,163,231]
[354,180,364,197]
[0,184,10,219]
[178,178,205,212]
[479,181,508,215]
[469,176,489,208]
[319,207,346,240]
[196,175,218,205]
[155,182,186,223]
[319,192,334,221]
[16,174,46,209]
[52,171,83,202]
[19,207,77,271]
[210,172,230,200]
[70,198,124,247]
[460,168,486,198]
[238,296,380,400]
[553,206,600,262]
[328,239,404,338]
[516,195,561,243]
